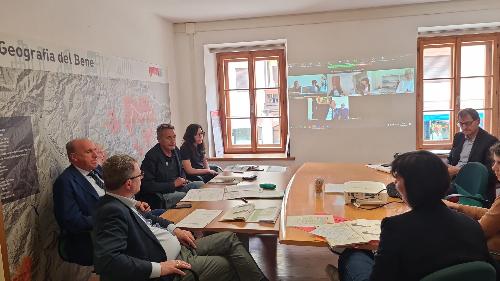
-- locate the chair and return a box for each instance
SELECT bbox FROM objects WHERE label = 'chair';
[420,261,496,281]
[57,231,94,266]
[452,162,489,207]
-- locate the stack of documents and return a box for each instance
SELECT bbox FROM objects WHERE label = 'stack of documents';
[175,209,223,228]
[209,175,243,185]
[311,219,381,247]
[220,203,280,223]
[223,185,284,200]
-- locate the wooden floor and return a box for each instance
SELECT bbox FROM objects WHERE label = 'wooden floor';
[249,235,337,281]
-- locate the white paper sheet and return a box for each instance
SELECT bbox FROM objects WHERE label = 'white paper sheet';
[266,166,287,172]
[311,219,382,247]
[175,209,223,228]
[286,215,334,227]
[180,188,225,201]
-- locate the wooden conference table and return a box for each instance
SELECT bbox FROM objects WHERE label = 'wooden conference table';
[161,169,291,235]
[279,162,409,248]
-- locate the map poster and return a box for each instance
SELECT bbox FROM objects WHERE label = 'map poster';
[0,116,40,203]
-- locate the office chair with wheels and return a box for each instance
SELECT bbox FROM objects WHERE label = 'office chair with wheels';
[420,261,496,281]
[452,162,489,207]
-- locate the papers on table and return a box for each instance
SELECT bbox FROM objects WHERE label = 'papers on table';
[311,219,381,247]
[209,173,256,184]
[180,188,224,201]
[266,166,287,172]
[175,209,222,228]
[366,164,391,173]
[224,165,287,173]
[286,215,334,227]
[325,183,345,193]
[220,203,280,223]
[179,184,283,201]
[224,165,262,172]
[223,185,284,200]
[209,175,243,185]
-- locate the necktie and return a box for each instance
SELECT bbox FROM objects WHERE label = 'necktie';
[88,170,105,189]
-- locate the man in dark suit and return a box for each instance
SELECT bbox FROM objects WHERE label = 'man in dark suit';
[448,108,498,200]
[326,151,495,281]
[93,154,267,281]
[53,138,152,265]
[140,124,203,209]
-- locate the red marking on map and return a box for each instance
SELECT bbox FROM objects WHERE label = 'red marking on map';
[122,96,156,136]
[122,95,157,157]
[105,110,120,134]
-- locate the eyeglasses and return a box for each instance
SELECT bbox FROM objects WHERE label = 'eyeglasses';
[129,171,144,180]
[457,120,475,127]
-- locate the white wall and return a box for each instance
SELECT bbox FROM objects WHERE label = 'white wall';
[173,0,500,167]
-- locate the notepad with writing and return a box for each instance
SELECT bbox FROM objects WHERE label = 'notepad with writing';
[220,203,280,223]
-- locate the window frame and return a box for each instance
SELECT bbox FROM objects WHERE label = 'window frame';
[416,33,500,149]
[216,49,288,154]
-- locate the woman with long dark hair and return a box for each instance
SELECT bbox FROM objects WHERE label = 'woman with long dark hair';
[180,124,218,183]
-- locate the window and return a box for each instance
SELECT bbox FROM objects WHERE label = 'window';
[216,49,288,153]
[417,33,500,149]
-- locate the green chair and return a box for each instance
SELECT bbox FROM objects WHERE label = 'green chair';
[452,162,489,207]
[420,261,496,281]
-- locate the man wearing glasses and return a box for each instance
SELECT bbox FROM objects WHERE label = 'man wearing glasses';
[448,108,497,200]
[53,138,152,265]
[140,124,203,209]
[93,155,268,281]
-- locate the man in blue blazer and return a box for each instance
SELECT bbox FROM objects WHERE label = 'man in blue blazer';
[53,138,153,265]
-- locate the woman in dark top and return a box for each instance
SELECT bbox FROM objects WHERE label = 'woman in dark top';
[180,124,218,183]
[326,150,496,281]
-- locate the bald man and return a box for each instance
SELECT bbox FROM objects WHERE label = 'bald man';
[53,138,152,265]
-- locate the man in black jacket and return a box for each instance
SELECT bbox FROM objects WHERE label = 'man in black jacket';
[140,124,203,209]
[93,154,267,281]
[448,108,498,200]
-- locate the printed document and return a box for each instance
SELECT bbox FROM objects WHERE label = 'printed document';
[220,203,280,223]
[311,219,381,247]
[286,215,334,227]
[176,209,223,228]
[180,188,225,201]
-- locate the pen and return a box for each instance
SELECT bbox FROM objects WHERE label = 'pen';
[233,171,244,174]
[241,197,248,203]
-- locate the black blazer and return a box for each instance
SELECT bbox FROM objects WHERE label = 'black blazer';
[53,164,103,265]
[448,127,498,200]
[140,143,185,195]
[93,194,175,281]
[370,203,495,281]
[448,127,498,167]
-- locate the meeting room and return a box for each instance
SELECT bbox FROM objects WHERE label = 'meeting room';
[1,0,500,280]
